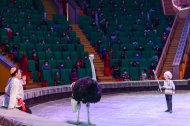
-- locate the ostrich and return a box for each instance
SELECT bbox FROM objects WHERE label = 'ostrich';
[71,54,102,125]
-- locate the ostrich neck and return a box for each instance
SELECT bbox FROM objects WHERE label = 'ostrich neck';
[89,55,97,81]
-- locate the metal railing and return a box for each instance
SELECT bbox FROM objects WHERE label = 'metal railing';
[67,0,79,24]
[173,0,190,6]
[172,9,190,79]
[155,14,179,77]
[0,55,14,69]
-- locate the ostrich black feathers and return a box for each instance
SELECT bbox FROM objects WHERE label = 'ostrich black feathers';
[72,77,102,103]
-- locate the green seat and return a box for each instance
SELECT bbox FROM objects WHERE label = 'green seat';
[44,44,52,50]
[129,67,139,80]
[86,68,92,77]
[68,31,76,38]
[77,68,86,78]
[21,31,29,36]
[115,51,122,59]
[52,44,61,51]
[147,58,155,67]
[37,52,45,60]
[30,36,38,43]
[1,36,8,44]
[51,69,60,80]
[1,29,7,36]
[32,71,39,82]
[67,44,75,51]
[46,36,54,44]
[46,52,53,60]
[112,44,120,51]
[42,70,54,86]
[39,60,45,70]
[139,67,148,75]
[126,51,135,58]
[128,44,137,51]
[54,37,61,43]
[13,36,21,44]
[76,44,84,52]
[60,37,67,44]
[36,31,44,37]
[110,59,119,66]
[60,69,71,84]
[80,52,89,58]
[36,44,45,51]
[28,60,36,72]
[64,60,73,68]
[120,67,130,76]
[71,37,79,44]
[70,52,78,59]
[19,43,27,51]
[145,44,153,50]
[18,51,26,60]
[54,52,62,60]
[49,60,57,69]
[85,59,91,67]
[121,59,131,67]
[62,52,70,59]
[25,25,34,31]
[56,60,64,68]
[142,51,155,58]
[139,58,147,68]
[27,44,35,51]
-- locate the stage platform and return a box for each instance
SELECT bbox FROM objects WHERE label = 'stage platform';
[0,107,72,126]
[31,91,190,126]
[0,80,189,126]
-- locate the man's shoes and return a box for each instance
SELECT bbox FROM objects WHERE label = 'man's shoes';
[165,110,169,112]
[169,110,172,113]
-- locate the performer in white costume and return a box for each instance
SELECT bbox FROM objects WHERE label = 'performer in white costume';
[162,71,175,113]
[3,67,32,113]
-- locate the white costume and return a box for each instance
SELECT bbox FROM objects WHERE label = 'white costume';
[3,77,24,109]
[163,71,175,113]
[163,80,175,95]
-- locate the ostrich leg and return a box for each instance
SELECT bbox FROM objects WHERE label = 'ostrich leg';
[76,103,81,125]
[87,103,94,125]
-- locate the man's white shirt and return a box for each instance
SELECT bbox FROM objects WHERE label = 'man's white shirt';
[163,80,175,95]
[3,77,24,108]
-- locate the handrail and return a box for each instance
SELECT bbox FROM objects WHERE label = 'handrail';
[172,0,190,10]
[173,0,190,6]
[53,0,64,15]
[67,0,79,9]
[162,0,166,15]
[155,14,179,77]
[67,0,79,24]
[172,10,190,79]
[173,10,190,66]
[0,55,14,69]
[180,37,190,79]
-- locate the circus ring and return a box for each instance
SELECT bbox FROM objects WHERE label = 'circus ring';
[0,80,190,126]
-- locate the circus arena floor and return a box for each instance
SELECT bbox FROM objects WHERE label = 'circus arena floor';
[31,91,190,126]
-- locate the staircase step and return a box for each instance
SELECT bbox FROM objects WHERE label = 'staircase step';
[97,74,104,77]
[24,83,41,90]
[99,76,113,79]
[72,24,115,82]
[41,0,58,20]
[159,18,184,78]
[94,61,103,63]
